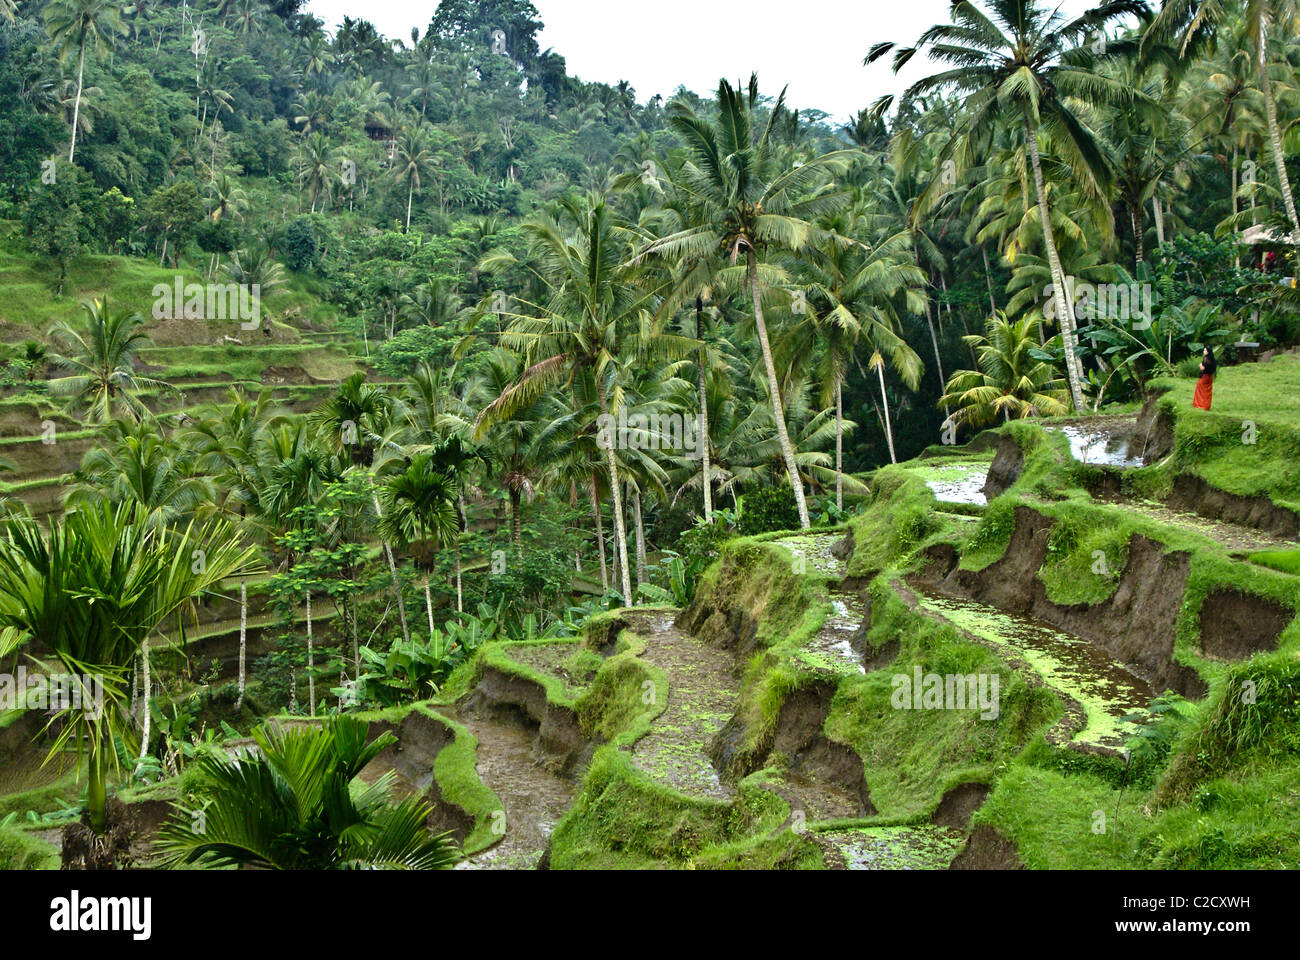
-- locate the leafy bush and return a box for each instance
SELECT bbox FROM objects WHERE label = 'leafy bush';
[737,485,800,535]
[677,508,737,569]
[281,216,320,272]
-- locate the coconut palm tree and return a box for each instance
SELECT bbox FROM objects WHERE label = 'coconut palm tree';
[476,195,690,602]
[794,213,926,487]
[0,504,256,836]
[870,0,1148,412]
[294,131,336,212]
[155,716,460,869]
[47,298,175,424]
[66,419,214,522]
[391,125,434,232]
[44,0,126,163]
[940,312,1071,429]
[1145,0,1300,257]
[636,75,860,529]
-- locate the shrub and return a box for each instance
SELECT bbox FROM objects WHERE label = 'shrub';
[737,485,800,535]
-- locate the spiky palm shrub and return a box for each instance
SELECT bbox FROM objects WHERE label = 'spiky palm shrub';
[0,503,257,834]
[155,716,460,870]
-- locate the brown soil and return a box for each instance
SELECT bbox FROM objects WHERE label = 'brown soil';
[360,711,475,844]
[460,666,589,775]
[930,782,991,831]
[1166,473,1300,540]
[437,706,578,871]
[1198,588,1296,660]
[1135,392,1176,463]
[713,680,873,819]
[914,505,1209,699]
[61,798,173,870]
[948,824,1024,870]
[260,365,319,386]
[982,434,1024,500]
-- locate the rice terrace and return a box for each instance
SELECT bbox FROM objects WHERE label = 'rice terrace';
[0,0,1297,941]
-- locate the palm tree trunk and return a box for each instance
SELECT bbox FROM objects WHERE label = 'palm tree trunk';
[746,249,809,529]
[1025,120,1086,412]
[454,547,463,619]
[1132,208,1145,265]
[349,601,360,677]
[590,473,608,591]
[983,247,998,316]
[306,590,315,715]
[510,488,522,558]
[138,638,151,765]
[87,734,108,835]
[456,494,466,619]
[235,576,248,710]
[696,298,713,521]
[917,249,947,411]
[1258,28,1300,259]
[406,180,415,232]
[1233,145,1241,269]
[68,41,86,163]
[424,572,435,634]
[596,379,633,601]
[1152,196,1165,249]
[633,487,646,591]
[835,379,844,509]
[371,494,411,644]
[876,362,898,464]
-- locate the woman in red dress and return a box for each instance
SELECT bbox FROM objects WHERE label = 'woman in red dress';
[1193,346,1216,410]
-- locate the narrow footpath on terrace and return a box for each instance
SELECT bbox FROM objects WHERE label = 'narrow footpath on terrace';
[624,609,737,800]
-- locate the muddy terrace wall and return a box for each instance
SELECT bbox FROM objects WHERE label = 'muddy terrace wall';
[982,392,1300,538]
[682,527,1054,823]
[914,504,1299,701]
[361,709,478,844]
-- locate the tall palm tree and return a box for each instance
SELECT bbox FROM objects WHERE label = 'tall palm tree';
[47,298,174,424]
[0,504,256,836]
[392,125,434,232]
[44,0,126,163]
[294,131,335,212]
[795,214,926,487]
[186,389,283,710]
[313,373,411,645]
[379,455,458,634]
[940,312,1071,429]
[476,196,690,602]
[870,0,1147,412]
[637,75,859,529]
[156,716,460,869]
[1146,0,1300,257]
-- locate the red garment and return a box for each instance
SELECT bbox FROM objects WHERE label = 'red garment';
[1193,374,1214,410]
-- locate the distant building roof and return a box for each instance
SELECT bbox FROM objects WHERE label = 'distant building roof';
[1239,224,1300,245]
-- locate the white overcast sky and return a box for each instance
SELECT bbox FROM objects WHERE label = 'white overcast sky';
[305,0,1102,123]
